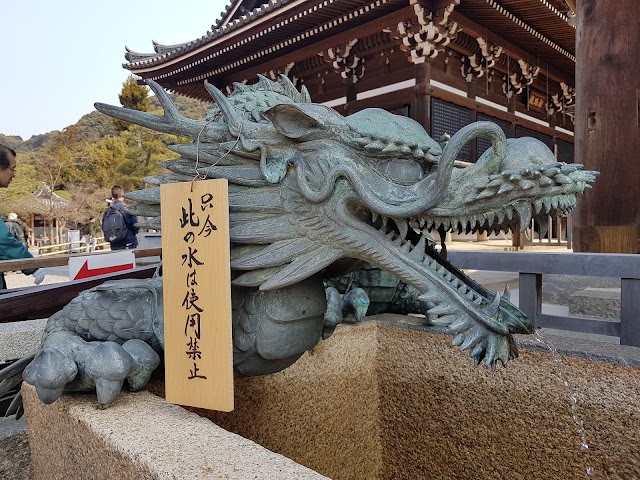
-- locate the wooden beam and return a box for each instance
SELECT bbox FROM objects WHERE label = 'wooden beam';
[0,265,159,323]
[223,6,415,85]
[0,248,162,273]
[450,12,571,85]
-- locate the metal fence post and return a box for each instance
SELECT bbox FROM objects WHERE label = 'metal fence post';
[620,278,640,346]
[519,273,542,327]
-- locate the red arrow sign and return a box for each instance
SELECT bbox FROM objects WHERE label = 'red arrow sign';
[74,260,134,280]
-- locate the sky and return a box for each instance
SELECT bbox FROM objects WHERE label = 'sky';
[0,0,230,140]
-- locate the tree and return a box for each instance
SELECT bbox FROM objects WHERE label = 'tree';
[0,163,41,218]
[114,76,150,132]
[74,135,129,188]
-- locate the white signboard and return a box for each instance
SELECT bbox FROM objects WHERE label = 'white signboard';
[68,251,136,281]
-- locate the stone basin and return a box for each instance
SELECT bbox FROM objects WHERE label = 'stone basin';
[23,316,640,479]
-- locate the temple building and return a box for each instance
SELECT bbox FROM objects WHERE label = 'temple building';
[124,0,623,249]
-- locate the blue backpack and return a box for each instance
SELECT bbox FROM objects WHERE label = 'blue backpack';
[102,205,129,243]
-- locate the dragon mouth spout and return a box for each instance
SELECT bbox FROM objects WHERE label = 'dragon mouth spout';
[344,199,534,361]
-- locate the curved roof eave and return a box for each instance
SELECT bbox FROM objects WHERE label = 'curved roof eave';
[123,0,293,71]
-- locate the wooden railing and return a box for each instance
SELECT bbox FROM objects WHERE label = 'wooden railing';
[37,237,110,257]
[2,247,639,348]
[448,250,640,347]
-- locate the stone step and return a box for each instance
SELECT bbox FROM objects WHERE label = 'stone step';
[568,287,620,320]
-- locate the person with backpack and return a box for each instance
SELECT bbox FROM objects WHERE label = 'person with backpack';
[5,213,28,248]
[102,185,139,250]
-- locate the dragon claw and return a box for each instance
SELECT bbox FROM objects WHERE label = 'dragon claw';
[85,342,135,406]
[23,347,78,405]
[451,320,518,370]
[323,286,370,339]
[22,332,160,407]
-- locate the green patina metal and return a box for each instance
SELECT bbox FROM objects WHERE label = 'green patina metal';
[6,76,597,408]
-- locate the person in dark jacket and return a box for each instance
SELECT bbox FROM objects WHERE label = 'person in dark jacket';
[0,145,45,289]
[102,185,139,250]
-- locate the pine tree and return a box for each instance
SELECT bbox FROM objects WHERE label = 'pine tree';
[114,76,150,132]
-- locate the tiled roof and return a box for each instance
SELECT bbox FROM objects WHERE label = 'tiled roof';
[123,0,291,68]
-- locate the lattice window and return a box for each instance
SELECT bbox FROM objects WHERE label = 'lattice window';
[556,138,574,164]
[477,113,512,158]
[515,125,553,149]
[431,98,471,162]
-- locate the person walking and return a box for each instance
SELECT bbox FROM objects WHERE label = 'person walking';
[80,216,100,252]
[5,212,28,248]
[102,185,139,250]
[0,145,45,289]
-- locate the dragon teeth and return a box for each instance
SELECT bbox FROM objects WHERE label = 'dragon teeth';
[393,217,409,239]
[534,200,543,214]
[514,203,532,229]
[408,236,426,262]
[505,208,513,221]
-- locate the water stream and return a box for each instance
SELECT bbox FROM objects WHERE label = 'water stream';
[531,329,596,478]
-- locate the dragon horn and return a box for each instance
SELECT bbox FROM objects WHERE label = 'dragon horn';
[204,82,262,137]
[503,284,511,301]
[205,82,243,135]
[95,80,227,142]
[483,291,501,317]
[278,74,311,103]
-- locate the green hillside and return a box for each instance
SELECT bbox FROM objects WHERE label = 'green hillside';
[3,93,211,151]
[0,81,211,230]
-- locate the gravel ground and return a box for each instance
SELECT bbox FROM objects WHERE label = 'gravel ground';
[4,267,69,289]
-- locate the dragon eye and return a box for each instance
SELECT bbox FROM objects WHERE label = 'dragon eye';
[383,159,424,185]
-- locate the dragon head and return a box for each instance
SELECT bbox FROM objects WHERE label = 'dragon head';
[95,76,597,369]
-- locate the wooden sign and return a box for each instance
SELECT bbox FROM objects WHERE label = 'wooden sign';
[528,91,546,111]
[160,179,234,411]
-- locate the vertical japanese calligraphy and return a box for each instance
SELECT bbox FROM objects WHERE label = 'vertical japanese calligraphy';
[161,179,234,411]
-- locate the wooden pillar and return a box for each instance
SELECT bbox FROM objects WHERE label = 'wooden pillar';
[414,62,432,134]
[508,95,523,248]
[29,213,35,247]
[572,0,640,253]
[345,82,357,115]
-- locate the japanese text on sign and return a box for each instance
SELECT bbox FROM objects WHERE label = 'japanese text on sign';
[180,193,217,380]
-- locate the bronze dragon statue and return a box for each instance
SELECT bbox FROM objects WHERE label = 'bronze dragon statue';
[1,76,597,411]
